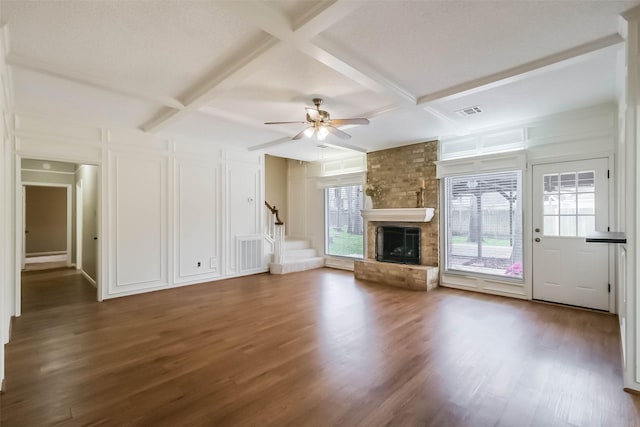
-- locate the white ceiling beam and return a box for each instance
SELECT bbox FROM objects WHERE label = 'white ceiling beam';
[6,52,185,110]
[292,1,364,40]
[221,0,416,106]
[248,137,295,152]
[309,37,416,106]
[141,38,286,132]
[417,33,623,105]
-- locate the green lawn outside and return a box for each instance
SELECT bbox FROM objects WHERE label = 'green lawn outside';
[328,226,364,257]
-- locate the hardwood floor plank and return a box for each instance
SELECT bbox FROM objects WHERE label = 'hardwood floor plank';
[1,267,639,426]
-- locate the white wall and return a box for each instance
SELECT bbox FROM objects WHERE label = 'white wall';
[286,156,366,270]
[0,21,13,387]
[5,114,266,306]
[619,8,640,392]
[77,164,98,282]
[437,103,616,301]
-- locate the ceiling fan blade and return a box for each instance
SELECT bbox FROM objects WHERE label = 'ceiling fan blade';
[329,118,370,126]
[264,121,308,125]
[293,127,313,140]
[326,125,351,140]
[305,108,321,122]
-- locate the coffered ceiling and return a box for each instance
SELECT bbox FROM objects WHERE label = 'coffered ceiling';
[1,1,637,161]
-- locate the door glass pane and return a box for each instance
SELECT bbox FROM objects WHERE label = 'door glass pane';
[560,216,577,237]
[577,216,595,236]
[544,174,558,193]
[560,173,576,193]
[559,194,576,215]
[544,216,559,236]
[577,171,595,192]
[543,195,558,215]
[577,193,594,214]
[542,168,599,238]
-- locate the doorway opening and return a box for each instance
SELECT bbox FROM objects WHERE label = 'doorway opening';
[19,158,101,314]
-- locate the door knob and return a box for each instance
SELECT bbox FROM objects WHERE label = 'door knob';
[535,237,541,242]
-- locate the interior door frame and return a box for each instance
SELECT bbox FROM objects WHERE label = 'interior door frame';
[15,154,104,317]
[22,181,73,268]
[529,152,616,313]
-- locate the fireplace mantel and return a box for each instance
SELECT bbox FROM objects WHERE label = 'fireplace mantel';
[361,208,435,223]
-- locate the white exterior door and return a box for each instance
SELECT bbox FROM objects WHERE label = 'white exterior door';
[532,158,609,310]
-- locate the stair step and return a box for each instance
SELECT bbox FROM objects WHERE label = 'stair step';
[269,257,325,275]
[285,248,318,260]
[284,239,310,250]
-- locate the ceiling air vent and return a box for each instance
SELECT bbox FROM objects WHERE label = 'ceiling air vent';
[455,105,483,117]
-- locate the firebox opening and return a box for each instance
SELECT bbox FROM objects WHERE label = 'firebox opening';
[376,226,421,265]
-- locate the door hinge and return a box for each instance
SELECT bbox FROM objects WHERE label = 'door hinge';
[607,169,610,179]
[608,284,611,293]
[608,226,610,232]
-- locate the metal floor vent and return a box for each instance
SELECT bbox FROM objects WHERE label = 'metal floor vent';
[237,235,263,272]
[456,105,483,117]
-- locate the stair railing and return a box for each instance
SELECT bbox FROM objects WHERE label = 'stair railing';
[265,201,285,264]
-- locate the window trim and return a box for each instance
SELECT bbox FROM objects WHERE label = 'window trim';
[442,169,525,283]
[323,184,364,260]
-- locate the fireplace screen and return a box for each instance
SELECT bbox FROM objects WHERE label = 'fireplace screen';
[376,226,420,265]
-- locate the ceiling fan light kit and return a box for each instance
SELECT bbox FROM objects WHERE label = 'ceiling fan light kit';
[265,98,370,141]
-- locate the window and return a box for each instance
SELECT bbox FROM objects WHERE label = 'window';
[325,184,364,258]
[444,170,523,279]
[542,171,595,237]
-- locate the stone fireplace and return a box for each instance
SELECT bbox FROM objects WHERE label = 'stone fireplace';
[353,141,440,291]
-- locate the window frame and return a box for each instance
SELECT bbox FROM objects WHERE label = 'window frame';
[323,184,365,260]
[442,170,524,283]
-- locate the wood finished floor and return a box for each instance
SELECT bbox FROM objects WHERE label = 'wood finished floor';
[2,268,639,426]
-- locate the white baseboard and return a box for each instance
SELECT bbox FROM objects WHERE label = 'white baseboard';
[26,250,66,257]
[81,270,97,287]
[24,253,67,264]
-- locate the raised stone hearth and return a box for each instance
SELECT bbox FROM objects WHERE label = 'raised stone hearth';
[354,259,439,291]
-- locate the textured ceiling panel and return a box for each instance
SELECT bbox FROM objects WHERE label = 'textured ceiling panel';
[345,107,452,152]
[430,46,619,132]
[3,1,268,98]
[321,1,634,97]
[204,49,392,128]
[160,111,286,148]
[12,68,160,129]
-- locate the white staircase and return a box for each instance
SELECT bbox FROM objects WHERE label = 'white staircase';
[269,238,325,275]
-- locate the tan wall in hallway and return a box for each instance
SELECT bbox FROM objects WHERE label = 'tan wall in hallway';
[25,186,67,254]
[265,155,288,227]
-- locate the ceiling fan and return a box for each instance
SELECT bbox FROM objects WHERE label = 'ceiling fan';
[264,98,370,141]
